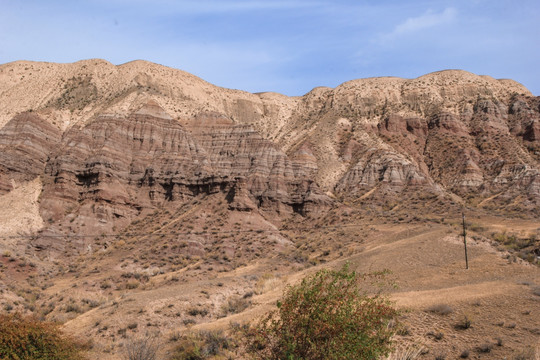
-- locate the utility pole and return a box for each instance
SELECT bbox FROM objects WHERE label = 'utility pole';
[462,211,469,270]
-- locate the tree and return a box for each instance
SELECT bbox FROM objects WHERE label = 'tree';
[0,313,87,360]
[247,264,398,360]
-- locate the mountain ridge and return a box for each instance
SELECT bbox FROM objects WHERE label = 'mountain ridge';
[1,60,538,227]
[0,60,531,130]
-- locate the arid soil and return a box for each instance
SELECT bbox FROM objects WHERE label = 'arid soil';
[0,60,538,359]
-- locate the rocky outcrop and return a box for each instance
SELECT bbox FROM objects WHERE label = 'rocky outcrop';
[183,112,326,212]
[335,150,431,196]
[0,60,539,226]
[37,102,332,236]
[0,112,61,193]
[524,120,540,141]
[330,93,540,214]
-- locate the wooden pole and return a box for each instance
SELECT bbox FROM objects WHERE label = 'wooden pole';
[462,212,469,270]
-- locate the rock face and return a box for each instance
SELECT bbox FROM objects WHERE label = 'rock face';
[0,60,539,242]
[0,113,61,193]
[37,102,331,237]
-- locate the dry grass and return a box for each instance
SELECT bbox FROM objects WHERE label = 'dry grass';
[426,304,454,315]
[254,274,283,295]
[385,344,425,360]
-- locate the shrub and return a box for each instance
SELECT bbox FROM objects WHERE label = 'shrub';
[477,343,492,353]
[219,296,251,318]
[65,303,82,313]
[170,330,231,360]
[427,330,444,340]
[426,304,453,315]
[126,280,140,289]
[0,313,87,360]
[455,314,472,330]
[246,264,398,360]
[123,334,158,360]
[187,307,208,317]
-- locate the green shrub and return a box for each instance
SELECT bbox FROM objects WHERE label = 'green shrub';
[247,264,398,360]
[0,313,87,360]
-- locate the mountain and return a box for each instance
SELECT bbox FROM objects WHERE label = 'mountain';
[1,60,538,237]
[0,60,539,359]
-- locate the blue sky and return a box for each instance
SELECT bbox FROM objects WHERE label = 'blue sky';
[1,0,539,96]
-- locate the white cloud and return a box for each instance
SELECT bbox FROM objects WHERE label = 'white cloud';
[382,7,458,39]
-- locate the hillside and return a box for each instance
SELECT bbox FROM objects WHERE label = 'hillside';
[0,60,539,359]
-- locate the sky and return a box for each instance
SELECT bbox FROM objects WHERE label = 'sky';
[1,0,539,96]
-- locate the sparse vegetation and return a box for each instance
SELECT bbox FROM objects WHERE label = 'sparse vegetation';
[427,304,453,315]
[187,307,208,317]
[2,64,540,360]
[219,296,251,318]
[490,231,540,265]
[477,343,493,353]
[427,330,444,340]
[123,334,159,360]
[512,346,539,360]
[385,344,424,360]
[170,330,232,360]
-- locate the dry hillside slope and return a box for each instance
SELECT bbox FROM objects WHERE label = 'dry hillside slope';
[0,60,539,359]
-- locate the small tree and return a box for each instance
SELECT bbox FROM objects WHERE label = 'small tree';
[247,264,398,360]
[0,313,87,360]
